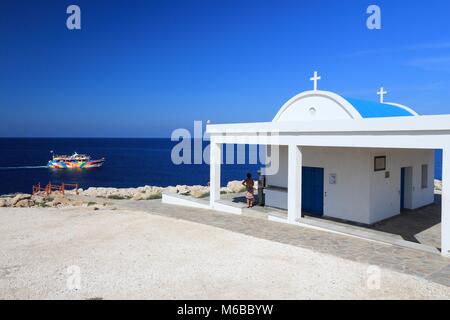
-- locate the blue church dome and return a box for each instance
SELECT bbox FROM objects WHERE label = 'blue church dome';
[345,98,417,118]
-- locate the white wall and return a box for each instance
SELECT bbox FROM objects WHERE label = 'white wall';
[265,146,372,224]
[264,188,288,210]
[368,149,435,223]
[264,146,435,225]
[275,96,354,122]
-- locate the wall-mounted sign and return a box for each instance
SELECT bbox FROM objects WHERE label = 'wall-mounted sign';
[374,156,386,171]
[329,173,337,185]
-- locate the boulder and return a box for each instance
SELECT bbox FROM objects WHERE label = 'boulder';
[226,181,246,193]
[144,193,161,200]
[0,198,10,207]
[14,199,34,208]
[71,200,84,207]
[107,193,128,200]
[31,195,46,206]
[132,193,144,201]
[220,187,229,194]
[190,186,209,198]
[164,186,178,194]
[11,194,32,206]
[177,185,190,195]
[435,179,442,192]
[51,196,72,207]
[143,191,162,200]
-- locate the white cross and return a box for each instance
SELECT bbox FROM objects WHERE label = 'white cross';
[377,87,387,103]
[310,71,321,91]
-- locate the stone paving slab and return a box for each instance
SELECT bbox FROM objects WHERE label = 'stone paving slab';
[105,198,450,288]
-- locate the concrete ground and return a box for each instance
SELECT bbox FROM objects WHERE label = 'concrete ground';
[0,204,449,299]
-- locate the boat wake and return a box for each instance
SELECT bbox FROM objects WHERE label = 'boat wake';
[0,166,47,170]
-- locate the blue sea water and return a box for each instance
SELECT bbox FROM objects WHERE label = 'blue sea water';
[0,138,262,195]
[0,138,444,195]
[435,149,443,180]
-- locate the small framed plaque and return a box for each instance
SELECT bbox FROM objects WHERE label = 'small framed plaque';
[374,156,386,172]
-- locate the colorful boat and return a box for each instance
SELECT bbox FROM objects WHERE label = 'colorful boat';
[47,152,105,169]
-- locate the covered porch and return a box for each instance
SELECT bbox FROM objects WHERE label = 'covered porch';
[207,116,450,257]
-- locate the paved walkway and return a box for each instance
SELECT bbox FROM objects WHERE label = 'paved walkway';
[224,194,443,250]
[371,202,441,249]
[100,198,450,287]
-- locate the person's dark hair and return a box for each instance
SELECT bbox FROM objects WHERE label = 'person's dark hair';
[246,173,252,179]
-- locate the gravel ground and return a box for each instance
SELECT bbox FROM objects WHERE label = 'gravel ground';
[0,207,449,300]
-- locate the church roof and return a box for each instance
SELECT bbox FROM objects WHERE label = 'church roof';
[272,90,419,123]
[344,98,418,118]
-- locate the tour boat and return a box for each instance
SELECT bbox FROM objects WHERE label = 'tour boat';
[47,152,105,169]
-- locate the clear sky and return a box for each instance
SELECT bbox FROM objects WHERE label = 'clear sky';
[1,0,450,137]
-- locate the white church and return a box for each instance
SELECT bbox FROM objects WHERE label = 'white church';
[204,72,450,257]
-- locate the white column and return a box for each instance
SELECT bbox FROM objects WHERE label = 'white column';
[442,147,450,256]
[288,144,302,222]
[210,141,222,208]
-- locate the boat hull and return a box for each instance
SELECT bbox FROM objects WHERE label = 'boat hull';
[47,159,105,169]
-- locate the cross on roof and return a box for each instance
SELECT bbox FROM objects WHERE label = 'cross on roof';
[377,87,387,103]
[310,71,321,91]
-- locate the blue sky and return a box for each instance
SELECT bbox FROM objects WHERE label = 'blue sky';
[1,0,450,137]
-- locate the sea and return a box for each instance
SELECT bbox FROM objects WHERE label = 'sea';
[0,138,262,195]
[0,138,444,195]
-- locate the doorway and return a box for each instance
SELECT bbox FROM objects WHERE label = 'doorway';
[401,167,413,210]
[302,167,324,216]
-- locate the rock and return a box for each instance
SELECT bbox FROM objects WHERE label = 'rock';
[11,194,32,206]
[435,179,442,191]
[226,181,246,193]
[177,185,190,195]
[190,186,209,198]
[71,200,84,207]
[14,199,34,208]
[0,198,9,207]
[132,193,144,201]
[31,195,46,206]
[164,186,178,194]
[107,193,127,200]
[51,196,72,207]
[220,187,229,194]
[33,181,261,203]
[142,191,162,200]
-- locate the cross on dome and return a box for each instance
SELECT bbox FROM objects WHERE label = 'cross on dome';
[377,87,387,103]
[310,71,321,91]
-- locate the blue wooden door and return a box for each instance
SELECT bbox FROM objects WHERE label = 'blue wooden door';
[302,167,324,216]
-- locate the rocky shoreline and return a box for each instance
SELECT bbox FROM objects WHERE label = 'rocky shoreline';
[435,179,442,194]
[0,179,441,209]
[0,180,254,208]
